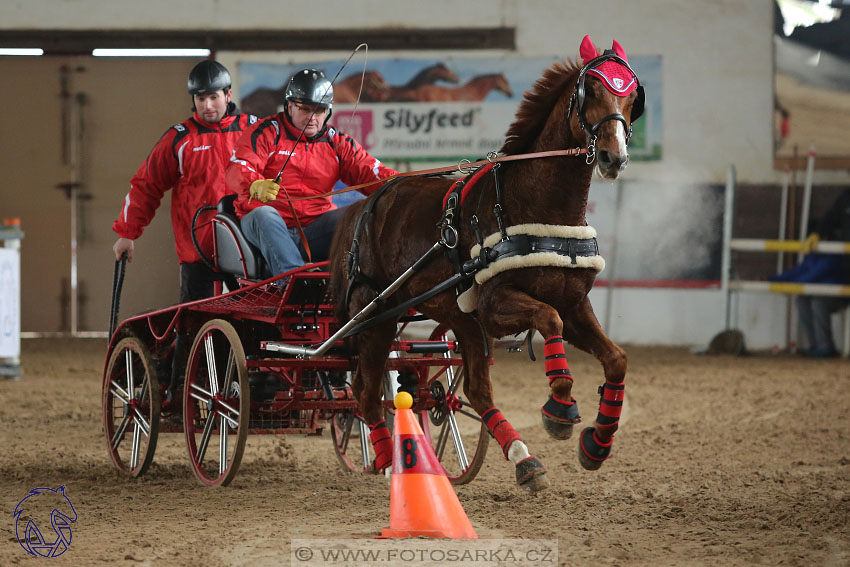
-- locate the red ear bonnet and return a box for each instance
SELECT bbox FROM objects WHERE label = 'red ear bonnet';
[579,35,598,64]
[580,36,637,97]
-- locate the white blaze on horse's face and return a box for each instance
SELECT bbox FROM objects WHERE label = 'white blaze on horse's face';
[595,119,629,181]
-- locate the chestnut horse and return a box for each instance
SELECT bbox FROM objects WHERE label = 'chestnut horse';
[385,62,460,102]
[334,70,392,103]
[329,36,644,491]
[404,72,513,102]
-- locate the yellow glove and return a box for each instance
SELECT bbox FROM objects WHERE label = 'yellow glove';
[249,179,280,203]
[801,232,820,254]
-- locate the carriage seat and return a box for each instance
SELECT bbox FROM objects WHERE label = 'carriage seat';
[213,194,268,280]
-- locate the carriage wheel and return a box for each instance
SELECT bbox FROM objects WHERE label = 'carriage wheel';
[421,327,489,485]
[102,337,161,478]
[183,319,249,486]
[330,410,374,473]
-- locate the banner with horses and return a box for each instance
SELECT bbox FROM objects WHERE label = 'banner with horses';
[238,55,662,162]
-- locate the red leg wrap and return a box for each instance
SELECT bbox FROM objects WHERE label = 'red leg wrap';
[368,420,393,472]
[483,407,522,459]
[596,380,625,428]
[544,336,572,386]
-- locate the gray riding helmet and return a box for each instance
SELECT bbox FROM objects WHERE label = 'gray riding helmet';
[188,60,232,95]
[285,69,333,120]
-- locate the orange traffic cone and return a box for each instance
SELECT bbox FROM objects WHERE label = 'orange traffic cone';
[380,392,478,539]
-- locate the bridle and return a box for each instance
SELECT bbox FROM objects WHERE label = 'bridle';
[567,51,645,161]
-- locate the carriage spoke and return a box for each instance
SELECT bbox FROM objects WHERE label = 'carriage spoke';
[447,413,470,470]
[219,415,229,476]
[111,414,131,450]
[433,419,450,459]
[133,409,151,437]
[215,402,240,429]
[130,422,142,469]
[221,351,235,397]
[358,419,371,467]
[455,407,482,422]
[204,335,219,396]
[196,409,217,465]
[338,415,353,453]
[124,350,135,398]
[110,384,131,405]
[137,376,149,402]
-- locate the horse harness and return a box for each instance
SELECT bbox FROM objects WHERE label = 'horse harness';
[343,156,603,335]
[340,50,649,333]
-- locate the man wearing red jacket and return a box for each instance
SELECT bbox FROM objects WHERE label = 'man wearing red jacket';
[112,60,257,302]
[226,68,398,277]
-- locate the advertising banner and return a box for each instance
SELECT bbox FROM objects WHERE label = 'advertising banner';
[238,55,662,163]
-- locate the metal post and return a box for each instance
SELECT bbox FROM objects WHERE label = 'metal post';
[721,165,736,330]
[798,145,816,261]
[777,168,789,274]
[603,179,623,335]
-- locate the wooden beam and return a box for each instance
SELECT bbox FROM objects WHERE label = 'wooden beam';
[0,28,515,54]
[774,155,850,171]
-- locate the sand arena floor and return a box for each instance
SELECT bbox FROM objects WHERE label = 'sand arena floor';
[1,338,848,566]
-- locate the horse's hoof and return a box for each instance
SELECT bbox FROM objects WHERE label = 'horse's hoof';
[516,456,549,492]
[577,427,611,471]
[541,412,575,440]
[540,397,580,440]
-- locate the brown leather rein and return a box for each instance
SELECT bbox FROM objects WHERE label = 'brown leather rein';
[282,146,588,262]
[286,147,590,202]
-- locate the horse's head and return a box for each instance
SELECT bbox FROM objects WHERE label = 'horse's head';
[424,63,460,85]
[362,70,391,101]
[569,35,645,180]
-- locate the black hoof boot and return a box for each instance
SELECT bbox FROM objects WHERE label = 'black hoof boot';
[540,396,581,440]
[577,427,611,471]
[516,456,549,492]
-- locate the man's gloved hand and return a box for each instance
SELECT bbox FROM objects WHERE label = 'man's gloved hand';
[802,232,820,254]
[249,179,280,203]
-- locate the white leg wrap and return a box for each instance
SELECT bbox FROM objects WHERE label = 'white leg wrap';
[507,440,531,465]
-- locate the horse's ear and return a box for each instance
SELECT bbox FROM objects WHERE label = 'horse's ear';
[611,40,629,62]
[580,35,598,64]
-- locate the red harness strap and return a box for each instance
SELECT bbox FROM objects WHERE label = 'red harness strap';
[442,162,496,209]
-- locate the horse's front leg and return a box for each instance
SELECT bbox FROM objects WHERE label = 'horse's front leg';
[351,322,397,473]
[560,296,627,471]
[478,286,582,441]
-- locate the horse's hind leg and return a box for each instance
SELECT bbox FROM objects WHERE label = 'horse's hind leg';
[561,297,627,471]
[478,286,581,441]
[351,322,397,473]
[449,315,549,492]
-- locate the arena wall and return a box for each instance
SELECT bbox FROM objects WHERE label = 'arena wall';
[2,0,846,349]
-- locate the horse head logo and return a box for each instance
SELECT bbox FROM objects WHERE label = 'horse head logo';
[13,486,78,557]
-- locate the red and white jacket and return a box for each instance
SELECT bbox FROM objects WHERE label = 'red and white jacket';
[113,105,257,263]
[226,113,397,225]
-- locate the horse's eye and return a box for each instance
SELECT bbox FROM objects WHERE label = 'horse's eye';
[583,82,597,98]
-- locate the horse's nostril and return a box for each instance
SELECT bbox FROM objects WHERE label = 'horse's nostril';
[598,151,627,170]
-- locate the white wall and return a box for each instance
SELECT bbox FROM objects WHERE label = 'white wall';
[6,0,835,350]
[6,0,778,185]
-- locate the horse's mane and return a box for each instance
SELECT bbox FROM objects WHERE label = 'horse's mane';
[500,59,581,155]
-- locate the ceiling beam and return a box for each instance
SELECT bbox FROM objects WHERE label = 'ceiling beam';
[0,28,515,55]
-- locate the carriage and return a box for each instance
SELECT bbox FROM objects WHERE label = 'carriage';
[102,194,493,487]
[103,34,644,491]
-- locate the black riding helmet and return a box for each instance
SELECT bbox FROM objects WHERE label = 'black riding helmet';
[285,68,333,123]
[188,60,232,95]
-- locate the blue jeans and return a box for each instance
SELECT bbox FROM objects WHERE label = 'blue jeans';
[797,295,849,355]
[240,205,346,276]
